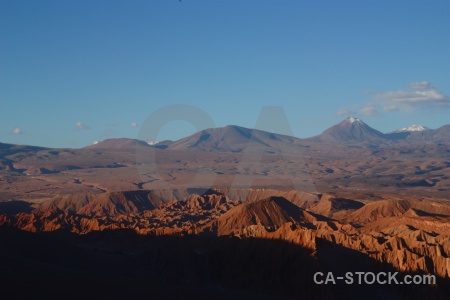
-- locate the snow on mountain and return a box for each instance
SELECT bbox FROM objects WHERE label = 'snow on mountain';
[347,116,363,124]
[393,125,429,133]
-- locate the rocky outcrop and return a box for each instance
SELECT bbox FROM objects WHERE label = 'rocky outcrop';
[213,196,331,236]
[37,190,179,217]
[35,188,319,217]
[2,193,450,281]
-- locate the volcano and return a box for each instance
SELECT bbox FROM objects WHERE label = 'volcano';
[311,117,386,143]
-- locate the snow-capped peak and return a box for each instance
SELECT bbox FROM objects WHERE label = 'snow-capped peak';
[394,125,428,133]
[346,116,363,124]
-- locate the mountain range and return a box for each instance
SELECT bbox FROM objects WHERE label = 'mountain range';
[308,117,450,145]
[84,117,449,153]
[3,117,445,153]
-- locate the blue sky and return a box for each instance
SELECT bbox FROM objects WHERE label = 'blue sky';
[1,0,449,148]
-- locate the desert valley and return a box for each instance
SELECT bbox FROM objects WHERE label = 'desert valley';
[1,117,450,299]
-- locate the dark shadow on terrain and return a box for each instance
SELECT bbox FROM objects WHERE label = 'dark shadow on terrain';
[187,187,224,196]
[410,208,450,218]
[404,179,436,187]
[0,200,34,215]
[330,198,365,210]
[0,226,449,300]
[0,143,46,158]
[315,238,450,300]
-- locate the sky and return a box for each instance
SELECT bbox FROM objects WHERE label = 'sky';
[1,0,449,148]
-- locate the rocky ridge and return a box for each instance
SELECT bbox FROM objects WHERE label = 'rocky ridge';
[2,190,450,280]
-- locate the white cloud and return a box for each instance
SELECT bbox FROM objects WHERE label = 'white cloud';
[131,122,139,128]
[373,82,450,106]
[360,105,378,116]
[92,141,99,145]
[12,127,23,135]
[336,81,447,119]
[76,121,90,130]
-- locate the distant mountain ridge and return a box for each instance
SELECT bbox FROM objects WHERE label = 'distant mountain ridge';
[161,121,448,149]
[307,117,449,145]
[153,119,449,151]
[84,138,153,149]
[2,118,449,152]
[383,124,449,143]
[160,125,302,154]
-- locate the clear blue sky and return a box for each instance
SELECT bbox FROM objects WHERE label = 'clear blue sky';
[1,0,449,148]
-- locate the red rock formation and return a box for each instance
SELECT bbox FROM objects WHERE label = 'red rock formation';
[2,192,450,280]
